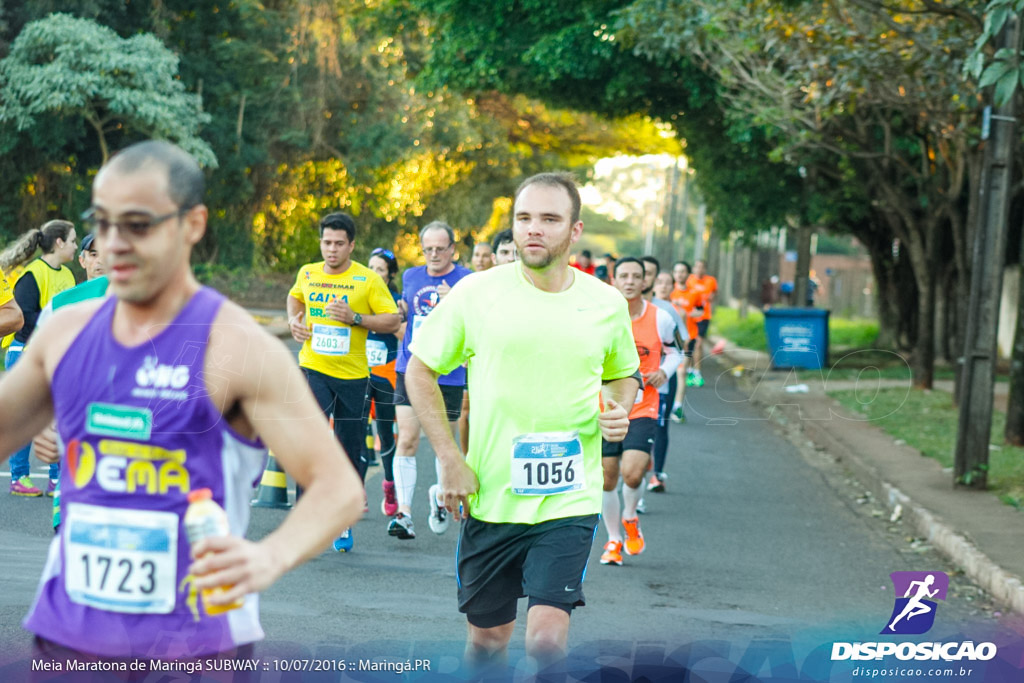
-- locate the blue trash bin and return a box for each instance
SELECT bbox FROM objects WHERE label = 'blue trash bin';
[763,308,829,369]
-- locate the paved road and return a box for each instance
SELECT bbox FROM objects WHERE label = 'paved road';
[0,358,1014,678]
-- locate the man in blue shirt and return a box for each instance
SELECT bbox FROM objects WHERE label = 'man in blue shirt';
[389,221,472,540]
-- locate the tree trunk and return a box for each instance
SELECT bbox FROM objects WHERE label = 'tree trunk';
[794,224,813,307]
[1006,261,1024,445]
[903,233,936,389]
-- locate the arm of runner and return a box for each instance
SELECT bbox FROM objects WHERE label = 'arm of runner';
[600,374,641,442]
[406,354,477,519]
[646,308,682,388]
[0,336,55,459]
[190,309,362,604]
[286,293,310,342]
[0,298,23,337]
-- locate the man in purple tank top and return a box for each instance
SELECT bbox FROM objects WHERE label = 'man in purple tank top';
[0,141,363,664]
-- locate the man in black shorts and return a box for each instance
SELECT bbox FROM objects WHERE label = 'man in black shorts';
[405,173,640,670]
[600,258,681,566]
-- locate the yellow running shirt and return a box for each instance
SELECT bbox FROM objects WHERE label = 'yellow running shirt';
[410,263,640,524]
[289,261,398,380]
[0,270,12,308]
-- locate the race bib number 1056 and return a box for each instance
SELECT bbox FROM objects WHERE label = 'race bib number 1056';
[510,431,585,496]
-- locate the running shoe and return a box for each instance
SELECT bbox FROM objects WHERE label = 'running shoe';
[622,517,645,556]
[670,403,685,423]
[46,478,58,497]
[600,540,623,566]
[388,512,416,539]
[428,484,449,535]
[332,528,354,552]
[646,473,665,493]
[10,476,42,497]
[381,479,398,516]
[636,498,647,515]
[695,375,705,387]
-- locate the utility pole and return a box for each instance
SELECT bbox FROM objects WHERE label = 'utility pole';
[664,160,680,260]
[676,163,691,264]
[954,13,1021,489]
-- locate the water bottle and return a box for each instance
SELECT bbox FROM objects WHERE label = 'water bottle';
[184,488,244,615]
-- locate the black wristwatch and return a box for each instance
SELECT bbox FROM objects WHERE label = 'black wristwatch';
[352,313,363,326]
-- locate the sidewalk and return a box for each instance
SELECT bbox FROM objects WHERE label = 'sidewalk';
[713,339,1024,615]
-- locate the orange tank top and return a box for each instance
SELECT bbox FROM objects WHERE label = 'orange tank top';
[631,301,662,420]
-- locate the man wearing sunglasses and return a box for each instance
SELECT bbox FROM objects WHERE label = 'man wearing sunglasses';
[0,140,364,661]
[390,221,472,540]
[288,212,401,552]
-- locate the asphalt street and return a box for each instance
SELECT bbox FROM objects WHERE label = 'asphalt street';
[0,358,1016,678]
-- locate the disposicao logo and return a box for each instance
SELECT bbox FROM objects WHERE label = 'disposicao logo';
[830,570,997,663]
[882,571,948,635]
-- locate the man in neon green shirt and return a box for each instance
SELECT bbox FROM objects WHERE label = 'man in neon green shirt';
[406,172,640,671]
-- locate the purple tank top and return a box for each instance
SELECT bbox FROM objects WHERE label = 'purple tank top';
[24,287,268,658]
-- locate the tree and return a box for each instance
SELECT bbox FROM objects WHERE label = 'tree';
[0,13,215,165]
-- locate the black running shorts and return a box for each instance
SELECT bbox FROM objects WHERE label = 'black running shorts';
[394,371,464,420]
[456,514,599,628]
[602,417,657,457]
[696,319,710,338]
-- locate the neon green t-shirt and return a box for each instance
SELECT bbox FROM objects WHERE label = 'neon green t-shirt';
[289,261,398,380]
[410,262,639,524]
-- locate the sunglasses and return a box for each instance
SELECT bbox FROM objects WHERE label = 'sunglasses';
[81,206,192,241]
[371,247,395,259]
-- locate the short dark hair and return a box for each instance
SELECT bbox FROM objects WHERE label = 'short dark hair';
[514,172,581,225]
[491,228,514,252]
[106,140,204,210]
[613,256,645,277]
[580,249,592,259]
[319,212,356,240]
[641,255,660,275]
[674,260,692,272]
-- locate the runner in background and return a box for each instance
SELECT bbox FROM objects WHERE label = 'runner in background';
[570,249,596,275]
[641,257,688,497]
[5,220,78,497]
[366,247,403,519]
[600,258,681,567]
[669,261,700,421]
[491,229,517,266]
[471,241,494,272]
[390,221,472,540]
[686,259,718,387]
[33,232,110,532]
[288,212,401,552]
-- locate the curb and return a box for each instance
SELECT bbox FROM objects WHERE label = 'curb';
[718,342,1024,616]
[800,417,1024,615]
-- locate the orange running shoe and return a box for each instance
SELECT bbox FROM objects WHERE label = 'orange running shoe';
[600,540,623,566]
[622,517,645,556]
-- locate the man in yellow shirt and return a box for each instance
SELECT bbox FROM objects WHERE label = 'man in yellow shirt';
[288,212,401,551]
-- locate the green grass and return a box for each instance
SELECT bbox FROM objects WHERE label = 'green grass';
[831,388,1024,505]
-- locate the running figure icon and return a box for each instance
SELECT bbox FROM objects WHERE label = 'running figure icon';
[882,571,949,635]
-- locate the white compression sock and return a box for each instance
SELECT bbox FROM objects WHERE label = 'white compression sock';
[602,489,622,541]
[622,482,643,519]
[394,455,417,508]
